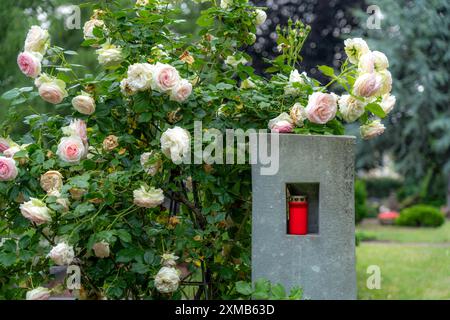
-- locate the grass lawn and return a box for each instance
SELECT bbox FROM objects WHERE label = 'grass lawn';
[356,219,450,243]
[356,243,450,299]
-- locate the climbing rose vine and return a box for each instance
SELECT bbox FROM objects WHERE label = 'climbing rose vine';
[0,0,394,300]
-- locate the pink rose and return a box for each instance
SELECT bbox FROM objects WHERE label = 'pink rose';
[170,79,192,103]
[62,119,88,145]
[56,136,87,164]
[268,113,294,133]
[35,75,68,105]
[0,156,18,181]
[152,63,181,92]
[17,52,42,78]
[353,73,382,98]
[305,92,338,124]
[360,120,385,140]
[72,95,96,115]
[0,138,11,153]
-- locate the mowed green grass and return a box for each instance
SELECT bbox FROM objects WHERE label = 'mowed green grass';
[357,243,450,299]
[356,220,450,243]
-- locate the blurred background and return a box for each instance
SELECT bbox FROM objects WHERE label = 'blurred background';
[1,0,449,299]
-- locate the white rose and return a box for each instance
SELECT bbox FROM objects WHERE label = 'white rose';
[154,267,180,294]
[20,198,52,225]
[140,151,162,176]
[161,253,179,267]
[358,51,389,73]
[338,94,366,123]
[133,185,165,208]
[96,43,123,67]
[170,79,192,103]
[220,0,233,9]
[92,241,110,258]
[152,62,181,93]
[120,78,136,96]
[381,94,396,114]
[48,242,75,266]
[225,55,248,68]
[127,63,155,92]
[240,78,257,90]
[83,19,105,40]
[344,38,370,64]
[26,287,51,300]
[360,119,385,140]
[72,94,96,115]
[290,103,307,126]
[136,0,149,6]
[24,26,50,55]
[285,70,307,96]
[353,73,382,98]
[254,9,267,26]
[56,136,87,164]
[160,127,190,163]
[268,112,294,133]
[377,70,393,96]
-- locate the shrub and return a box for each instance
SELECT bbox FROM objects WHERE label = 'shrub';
[355,180,368,223]
[363,177,403,199]
[396,205,445,227]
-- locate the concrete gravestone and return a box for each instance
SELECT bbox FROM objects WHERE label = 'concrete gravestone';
[251,133,356,300]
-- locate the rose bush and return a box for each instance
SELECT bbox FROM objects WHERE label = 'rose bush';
[0,0,394,300]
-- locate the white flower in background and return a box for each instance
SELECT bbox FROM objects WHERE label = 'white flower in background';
[358,51,389,73]
[170,79,192,103]
[96,43,123,67]
[290,103,307,126]
[136,0,149,6]
[338,94,366,123]
[360,119,385,140]
[133,185,165,208]
[120,78,137,96]
[40,170,64,193]
[285,70,307,96]
[140,151,162,176]
[380,94,396,114]
[161,253,179,267]
[240,78,257,89]
[225,55,248,68]
[160,127,190,163]
[71,94,96,115]
[220,0,233,9]
[127,63,155,92]
[254,9,267,26]
[56,136,87,164]
[376,70,393,96]
[305,92,338,124]
[154,266,180,294]
[344,38,370,64]
[26,287,51,300]
[268,113,294,133]
[48,242,75,266]
[152,62,181,93]
[83,19,105,40]
[34,74,68,105]
[20,198,52,225]
[92,241,110,258]
[24,26,50,55]
[0,156,18,182]
[62,119,88,145]
[17,51,42,78]
[353,73,382,98]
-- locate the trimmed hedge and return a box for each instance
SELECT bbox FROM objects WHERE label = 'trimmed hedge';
[396,205,445,227]
[355,180,368,223]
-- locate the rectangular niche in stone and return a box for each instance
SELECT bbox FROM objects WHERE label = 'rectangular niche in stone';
[251,133,357,300]
[286,183,319,235]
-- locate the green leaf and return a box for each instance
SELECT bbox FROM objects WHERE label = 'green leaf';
[271,283,286,299]
[196,14,214,27]
[318,65,336,77]
[1,88,21,100]
[0,252,17,267]
[365,103,386,118]
[74,203,96,216]
[116,229,132,243]
[289,287,303,300]
[235,281,253,296]
[143,250,156,265]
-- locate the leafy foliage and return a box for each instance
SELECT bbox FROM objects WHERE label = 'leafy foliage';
[396,205,445,228]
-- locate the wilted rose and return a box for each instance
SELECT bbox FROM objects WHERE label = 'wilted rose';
[102,135,119,151]
[40,171,64,193]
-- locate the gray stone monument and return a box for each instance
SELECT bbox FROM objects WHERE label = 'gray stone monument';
[251,133,356,300]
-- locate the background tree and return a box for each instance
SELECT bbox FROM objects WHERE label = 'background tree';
[353,0,450,208]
